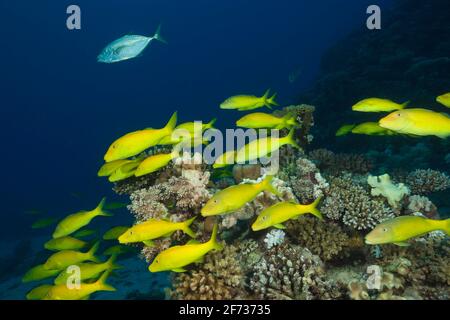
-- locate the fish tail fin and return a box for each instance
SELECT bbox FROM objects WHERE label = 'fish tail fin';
[153,24,167,44]
[87,241,101,262]
[261,89,272,109]
[399,101,410,109]
[283,113,297,127]
[107,254,123,270]
[308,197,323,220]
[164,111,178,134]
[260,175,282,197]
[285,128,300,149]
[95,197,113,217]
[205,118,217,130]
[208,224,223,251]
[182,217,197,238]
[96,270,116,292]
[268,92,279,107]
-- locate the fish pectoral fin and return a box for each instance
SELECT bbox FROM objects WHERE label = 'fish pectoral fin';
[143,240,155,247]
[163,231,175,238]
[273,223,286,230]
[172,268,187,273]
[393,241,410,247]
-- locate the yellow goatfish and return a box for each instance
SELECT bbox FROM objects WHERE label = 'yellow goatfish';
[351,122,397,136]
[352,98,409,113]
[44,270,115,300]
[236,112,298,129]
[220,89,279,111]
[379,108,450,139]
[118,217,196,245]
[235,128,299,163]
[201,175,281,216]
[22,264,61,283]
[52,198,112,238]
[53,255,121,285]
[436,93,450,108]
[97,159,130,177]
[134,149,180,177]
[213,150,236,169]
[44,236,88,251]
[365,216,450,246]
[251,198,323,231]
[104,111,177,162]
[103,226,129,240]
[336,124,356,137]
[26,285,53,300]
[43,242,100,271]
[158,118,216,145]
[108,159,142,182]
[148,224,222,273]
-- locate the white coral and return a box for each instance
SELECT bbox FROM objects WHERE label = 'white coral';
[263,230,286,249]
[368,174,410,208]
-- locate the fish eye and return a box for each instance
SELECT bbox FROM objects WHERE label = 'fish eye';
[262,216,267,220]
[382,228,388,232]
[213,200,218,203]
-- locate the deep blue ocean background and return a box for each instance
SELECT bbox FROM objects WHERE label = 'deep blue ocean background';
[1,0,393,241]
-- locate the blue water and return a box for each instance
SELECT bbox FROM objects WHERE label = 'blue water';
[0,0,402,299]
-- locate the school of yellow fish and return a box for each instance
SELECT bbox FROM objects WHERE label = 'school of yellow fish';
[24,89,450,300]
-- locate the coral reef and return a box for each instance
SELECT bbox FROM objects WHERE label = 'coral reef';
[170,245,246,300]
[309,149,373,176]
[285,216,349,262]
[249,244,343,300]
[367,174,409,208]
[320,175,395,230]
[405,169,450,195]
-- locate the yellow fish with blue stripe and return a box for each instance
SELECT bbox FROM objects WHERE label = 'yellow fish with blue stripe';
[53,198,112,238]
[365,216,450,246]
[236,112,298,129]
[251,198,323,231]
[220,89,279,111]
[43,270,115,300]
[235,128,299,163]
[118,217,196,245]
[149,224,222,273]
[43,242,100,271]
[104,111,177,162]
[436,93,450,108]
[201,175,280,216]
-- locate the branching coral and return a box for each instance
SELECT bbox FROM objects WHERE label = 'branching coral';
[249,244,343,300]
[285,216,349,261]
[171,245,247,300]
[308,149,373,176]
[279,157,329,204]
[405,169,450,195]
[405,195,438,218]
[321,175,395,230]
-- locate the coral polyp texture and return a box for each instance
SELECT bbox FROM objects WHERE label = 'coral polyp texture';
[112,104,449,300]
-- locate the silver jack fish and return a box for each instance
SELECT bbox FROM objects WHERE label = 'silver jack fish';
[97,24,167,63]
